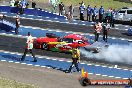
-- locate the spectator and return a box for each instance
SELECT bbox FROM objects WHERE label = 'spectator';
[111,9,116,27]
[26,2,29,8]
[49,0,59,13]
[21,0,26,8]
[102,23,110,42]
[92,6,98,22]
[87,5,92,22]
[69,4,74,19]
[14,0,20,7]
[79,3,85,21]
[65,11,71,20]
[32,0,36,8]
[0,13,5,22]
[10,0,15,6]
[19,0,26,14]
[21,32,37,62]
[106,8,112,24]
[94,22,102,41]
[99,6,105,22]
[81,1,85,9]
[59,2,64,15]
[15,13,20,34]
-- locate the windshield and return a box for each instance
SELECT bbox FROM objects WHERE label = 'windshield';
[127,10,132,14]
[61,38,73,43]
[118,10,126,13]
[82,37,88,42]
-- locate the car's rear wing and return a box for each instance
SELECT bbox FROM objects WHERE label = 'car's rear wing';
[46,33,59,38]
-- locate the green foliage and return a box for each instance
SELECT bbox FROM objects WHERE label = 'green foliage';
[0,77,37,88]
[59,0,132,10]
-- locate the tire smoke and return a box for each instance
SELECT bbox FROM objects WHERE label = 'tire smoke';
[80,44,132,65]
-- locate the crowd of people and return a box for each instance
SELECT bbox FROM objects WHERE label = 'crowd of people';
[79,2,116,27]
[10,0,36,12]
[52,1,116,28]
[79,1,116,28]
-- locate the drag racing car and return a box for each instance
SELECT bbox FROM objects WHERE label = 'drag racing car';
[33,33,90,52]
[82,42,109,53]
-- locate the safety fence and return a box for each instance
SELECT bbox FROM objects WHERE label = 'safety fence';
[0,6,66,19]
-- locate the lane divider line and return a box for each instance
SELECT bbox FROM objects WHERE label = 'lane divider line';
[35,65,40,67]
[95,74,101,76]
[41,66,46,68]
[95,65,100,67]
[102,66,107,68]
[15,62,20,63]
[108,76,114,78]
[21,63,26,64]
[8,61,13,63]
[115,77,121,79]
[1,60,6,61]
[27,64,33,66]
[102,75,108,77]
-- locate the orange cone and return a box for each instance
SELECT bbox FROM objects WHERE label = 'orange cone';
[81,68,89,78]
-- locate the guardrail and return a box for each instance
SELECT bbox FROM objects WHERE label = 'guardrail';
[0,6,66,19]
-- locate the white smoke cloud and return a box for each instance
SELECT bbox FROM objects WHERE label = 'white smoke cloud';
[80,44,132,65]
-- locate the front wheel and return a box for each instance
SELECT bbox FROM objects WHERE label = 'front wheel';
[41,43,49,50]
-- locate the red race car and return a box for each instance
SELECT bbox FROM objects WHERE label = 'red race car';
[34,33,90,52]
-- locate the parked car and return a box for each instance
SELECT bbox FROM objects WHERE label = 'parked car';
[115,7,132,22]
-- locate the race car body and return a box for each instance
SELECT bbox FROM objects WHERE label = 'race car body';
[82,42,109,53]
[34,33,90,52]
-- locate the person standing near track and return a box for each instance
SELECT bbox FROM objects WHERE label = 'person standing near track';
[102,23,110,42]
[59,2,64,15]
[15,13,20,34]
[67,48,80,73]
[21,32,37,62]
[31,0,36,8]
[79,3,85,21]
[69,4,74,19]
[94,22,102,41]
[87,5,92,22]
[99,6,105,22]
[92,6,98,22]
